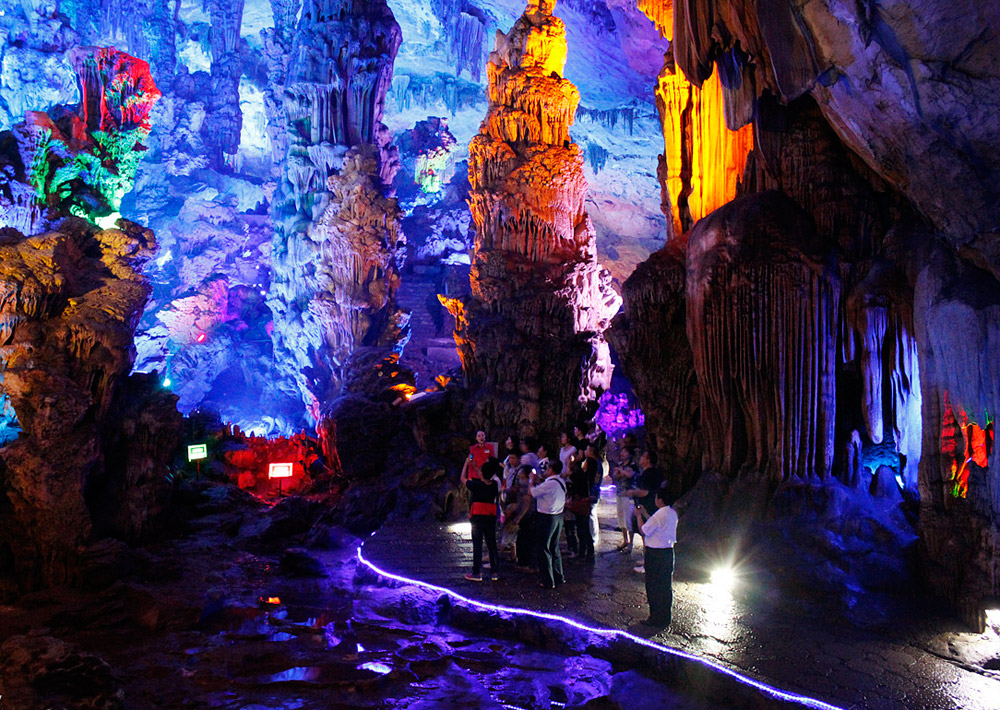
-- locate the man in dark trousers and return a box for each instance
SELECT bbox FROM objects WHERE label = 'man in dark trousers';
[530,459,567,589]
[634,487,678,628]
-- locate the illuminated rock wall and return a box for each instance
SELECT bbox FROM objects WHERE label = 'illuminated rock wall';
[268,0,408,424]
[452,0,621,437]
[622,0,1000,624]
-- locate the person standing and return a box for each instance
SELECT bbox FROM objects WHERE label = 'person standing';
[634,488,678,628]
[582,443,602,550]
[626,450,663,572]
[530,459,567,589]
[461,430,496,480]
[612,447,639,552]
[462,457,501,581]
[558,431,577,472]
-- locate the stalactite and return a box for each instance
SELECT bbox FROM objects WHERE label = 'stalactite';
[687,191,840,484]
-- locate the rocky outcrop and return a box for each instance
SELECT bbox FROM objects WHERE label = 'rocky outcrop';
[608,239,699,496]
[624,1,999,625]
[268,0,408,425]
[0,47,181,592]
[448,0,621,438]
[0,217,181,589]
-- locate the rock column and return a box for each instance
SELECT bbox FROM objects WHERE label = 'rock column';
[268,0,408,425]
[449,0,621,437]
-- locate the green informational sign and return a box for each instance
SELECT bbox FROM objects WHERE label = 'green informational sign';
[187,444,208,461]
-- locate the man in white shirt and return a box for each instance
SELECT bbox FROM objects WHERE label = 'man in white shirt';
[558,431,577,472]
[530,459,567,589]
[634,487,678,627]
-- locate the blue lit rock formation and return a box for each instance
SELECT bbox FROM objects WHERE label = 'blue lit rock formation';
[268,0,408,424]
[446,0,621,438]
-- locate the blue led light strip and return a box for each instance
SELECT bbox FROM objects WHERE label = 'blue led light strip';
[356,538,844,710]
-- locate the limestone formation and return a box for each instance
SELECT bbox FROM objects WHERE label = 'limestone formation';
[624,0,1000,624]
[0,46,160,236]
[0,46,181,592]
[449,0,621,437]
[268,0,408,424]
[608,239,700,496]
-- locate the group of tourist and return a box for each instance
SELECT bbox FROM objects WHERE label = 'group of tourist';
[458,426,678,628]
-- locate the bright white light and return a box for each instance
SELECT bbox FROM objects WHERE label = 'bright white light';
[96,212,120,230]
[162,377,172,387]
[710,566,737,590]
[986,608,1000,633]
[359,661,392,675]
[448,522,472,536]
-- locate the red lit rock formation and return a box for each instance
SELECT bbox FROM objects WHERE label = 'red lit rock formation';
[0,47,160,236]
[268,0,408,424]
[451,0,621,437]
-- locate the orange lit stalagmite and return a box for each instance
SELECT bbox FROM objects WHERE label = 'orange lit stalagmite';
[455,0,621,436]
[639,1,753,237]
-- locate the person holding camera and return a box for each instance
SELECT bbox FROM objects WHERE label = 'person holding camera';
[530,459,567,589]
[633,487,678,628]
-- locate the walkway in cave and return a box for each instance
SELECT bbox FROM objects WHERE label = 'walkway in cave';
[363,492,1000,710]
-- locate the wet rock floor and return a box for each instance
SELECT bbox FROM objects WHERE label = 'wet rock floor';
[0,484,727,709]
[363,493,1000,710]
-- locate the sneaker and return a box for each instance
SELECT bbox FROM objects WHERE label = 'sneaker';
[633,565,645,574]
[464,573,483,582]
[491,573,500,581]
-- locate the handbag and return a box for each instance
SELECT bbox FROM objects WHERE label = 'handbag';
[566,495,592,517]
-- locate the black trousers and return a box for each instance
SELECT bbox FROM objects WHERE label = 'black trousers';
[536,512,564,587]
[516,514,535,567]
[644,546,674,625]
[564,515,578,553]
[470,515,498,575]
[575,511,594,557]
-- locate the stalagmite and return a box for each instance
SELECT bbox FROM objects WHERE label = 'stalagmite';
[449,0,621,437]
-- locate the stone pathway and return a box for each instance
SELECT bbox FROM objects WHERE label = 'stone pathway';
[363,493,1000,710]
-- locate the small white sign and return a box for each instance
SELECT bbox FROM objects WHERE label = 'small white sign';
[187,444,208,461]
[268,462,293,479]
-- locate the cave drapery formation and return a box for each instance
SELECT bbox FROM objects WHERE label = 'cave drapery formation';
[447,0,621,439]
[613,0,1000,626]
[267,0,409,426]
[0,47,181,591]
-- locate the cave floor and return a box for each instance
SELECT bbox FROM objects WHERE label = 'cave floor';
[363,492,1000,710]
